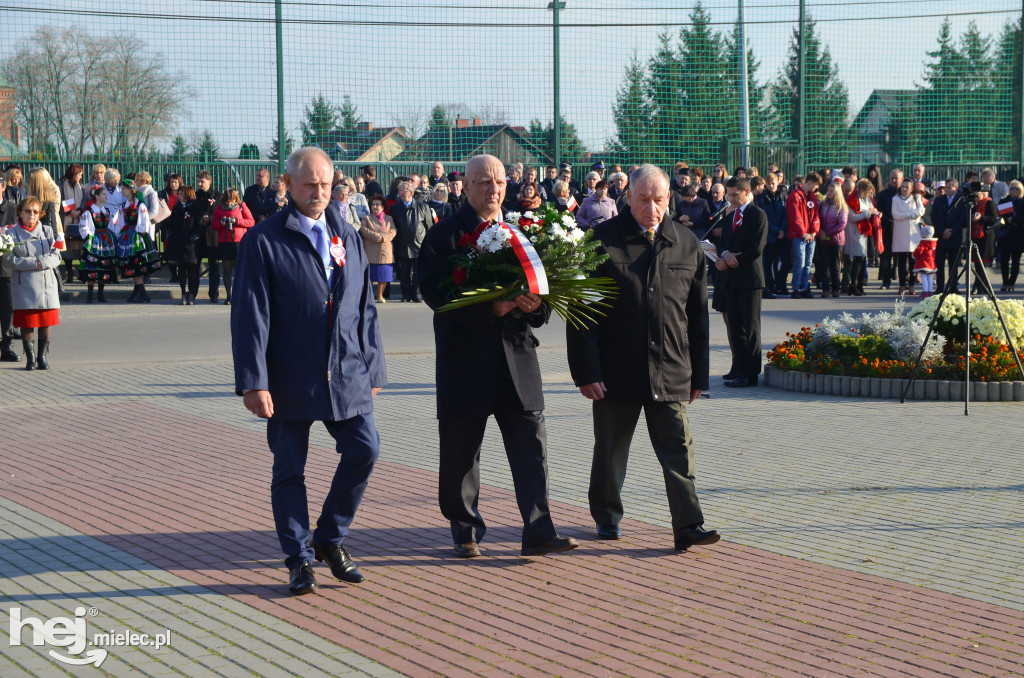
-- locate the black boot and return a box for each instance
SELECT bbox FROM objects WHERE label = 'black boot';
[136,284,151,303]
[22,339,35,371]
[36,340,50,370]
[0,339,19,362]
[127,284,140,303]
[97,285,107,303]
[64,260,75,284]
[87,287,94,304]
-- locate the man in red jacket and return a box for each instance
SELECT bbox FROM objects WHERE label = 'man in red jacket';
[785,172,822,298]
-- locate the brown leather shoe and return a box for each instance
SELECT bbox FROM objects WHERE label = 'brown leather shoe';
[453,542,481,558]
[520,536,580,557]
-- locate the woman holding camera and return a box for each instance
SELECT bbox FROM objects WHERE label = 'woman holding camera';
[211,188,254,305]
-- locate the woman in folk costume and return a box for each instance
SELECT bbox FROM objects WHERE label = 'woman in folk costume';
[77,184,119,302]
[114,180,162,302]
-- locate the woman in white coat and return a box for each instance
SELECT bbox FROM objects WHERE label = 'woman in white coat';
[4,197,62,370]
[891,178,925,295]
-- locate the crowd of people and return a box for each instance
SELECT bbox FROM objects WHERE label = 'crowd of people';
[2,157,1022,372]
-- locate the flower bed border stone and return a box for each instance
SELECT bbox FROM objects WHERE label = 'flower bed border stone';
[762,365,1024,401]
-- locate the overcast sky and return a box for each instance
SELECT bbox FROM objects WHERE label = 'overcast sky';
[2,0,1018,156]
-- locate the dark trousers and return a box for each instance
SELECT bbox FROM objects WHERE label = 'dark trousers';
[935,247,960,291]
[206,255,221,300]
[846,256,866,292]
[397,258,418,301]
[589,399,704,533]
[773,235,792,292]
[721,287,762,378]
[894,252,911,287]
[177,264,200,297]
[0,276,12,348]
[438,410,556,547]
[819,241,842,293]
[267,414,380,570]
[998,241,1022,285]
[880,252,893,285]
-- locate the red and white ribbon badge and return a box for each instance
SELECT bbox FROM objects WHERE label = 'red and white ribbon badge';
[502,223,549,295]
[330,235,346,267]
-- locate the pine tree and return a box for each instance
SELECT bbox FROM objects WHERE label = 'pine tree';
[677,2,727,165]
[999,18,1023,162]
[766,17,850,166]
[194,130,219,162]
[238,143,260,159]
[169,134,188,160]
[301,94,340,147]
[340,94,360,131]
[529,117,586,164]
[722,22,767,143]
[645,30,685,164]
[609,52,653,160]
[269,131,295,161]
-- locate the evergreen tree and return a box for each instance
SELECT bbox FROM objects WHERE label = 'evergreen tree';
[340,94,360,131]
[609,52,653,160]
[530,117,586,163]
[766,16,850,166]
[722,22,767,143]
[239,143,260,159]
[301,94,340,147]
[269,130,295,161]
[999,18,1023,162]
[645,30,685,164]
[677,2,727,165]
[169,134,188,160]
[194,130,219,162]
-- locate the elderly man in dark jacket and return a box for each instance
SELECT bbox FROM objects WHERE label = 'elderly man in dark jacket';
[390,180,433,302]
[566,164,717,552]
[231,147,387,596]
[417,154,579,560]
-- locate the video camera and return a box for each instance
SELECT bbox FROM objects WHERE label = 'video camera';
[961,181,991,205]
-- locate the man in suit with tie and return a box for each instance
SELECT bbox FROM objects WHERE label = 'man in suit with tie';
[717,176,768,388]
[232,147,387,595]
[566,165,719,551]
[390,181,433,301]
[417,154,579,560]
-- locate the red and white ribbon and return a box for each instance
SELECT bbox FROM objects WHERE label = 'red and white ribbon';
[501,222,549,295]
[330,235,346,267]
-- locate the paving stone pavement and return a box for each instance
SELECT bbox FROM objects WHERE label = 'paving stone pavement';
[1,298,1023,676]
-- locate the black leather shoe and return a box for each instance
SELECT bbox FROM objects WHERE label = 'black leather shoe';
[520,536,580,556]
[724,376,758,388]
[596,524,621,540]
[674,526,721,551]
[288,560,318,595]
[312,541,364,583]
[0,347,20,362]
[762,291,776,300]
[453,542,482,558]
[722,371,738,381]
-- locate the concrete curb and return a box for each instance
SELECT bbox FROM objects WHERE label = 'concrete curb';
[763,365,1024,401]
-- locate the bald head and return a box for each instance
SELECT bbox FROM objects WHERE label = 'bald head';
[464,155,506,221]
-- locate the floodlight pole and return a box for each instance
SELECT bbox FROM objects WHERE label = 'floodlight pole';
[549,1,565,166]
[797,0,806,175]
[275,0,286,172]
[738,0,751,168]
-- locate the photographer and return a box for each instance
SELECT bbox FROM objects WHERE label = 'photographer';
[211,189,255,305]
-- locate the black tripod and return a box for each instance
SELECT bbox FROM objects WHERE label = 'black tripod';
[901,192,1024,413]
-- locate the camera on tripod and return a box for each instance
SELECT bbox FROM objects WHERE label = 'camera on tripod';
[961,181,991,204]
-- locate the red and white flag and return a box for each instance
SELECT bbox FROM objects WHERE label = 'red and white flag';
[54,233,66,251]
[502,223,549,295]
[566,195,578,212]
[431,208,439,224]
[998,200,1015,216]
[62,198,77,213]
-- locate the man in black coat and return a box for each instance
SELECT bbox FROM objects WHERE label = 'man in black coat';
[242,168,273,223]
[716,177,768,387]
[417,154,579,559]
[361,165,384,198]
[877,169,903,289]
[933,179,967,293]
[390,180,433,302]
[565,165,718,551]
[195,171,221,302]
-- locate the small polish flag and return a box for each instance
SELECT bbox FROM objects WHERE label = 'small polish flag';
[54,233,66,251]
[998,200,1015,216]
[566,195,578,211]
[62,198,76,213]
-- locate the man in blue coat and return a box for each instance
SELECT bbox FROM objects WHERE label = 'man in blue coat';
[231,147,387,595]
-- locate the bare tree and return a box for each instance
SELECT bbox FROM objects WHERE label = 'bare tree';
[391,107,429,161]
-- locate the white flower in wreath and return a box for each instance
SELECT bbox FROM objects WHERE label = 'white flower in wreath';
[523,211,536,220]
[505,211,522,224]
[561,214,577,227]
[476,224,512,253]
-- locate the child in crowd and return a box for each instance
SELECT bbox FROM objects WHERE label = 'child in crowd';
[913,224,938,298]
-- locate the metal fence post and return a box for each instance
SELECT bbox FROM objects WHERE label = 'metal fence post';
[549,1,564,166]
[275,0,286,173]
[797,0,806,175]
[738,0,750,169]
[1019,0,1024,175]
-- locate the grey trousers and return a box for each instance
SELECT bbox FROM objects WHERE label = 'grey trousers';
[589,399,704,533]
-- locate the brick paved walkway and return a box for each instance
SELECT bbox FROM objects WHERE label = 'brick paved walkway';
[2,299,1023,676]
